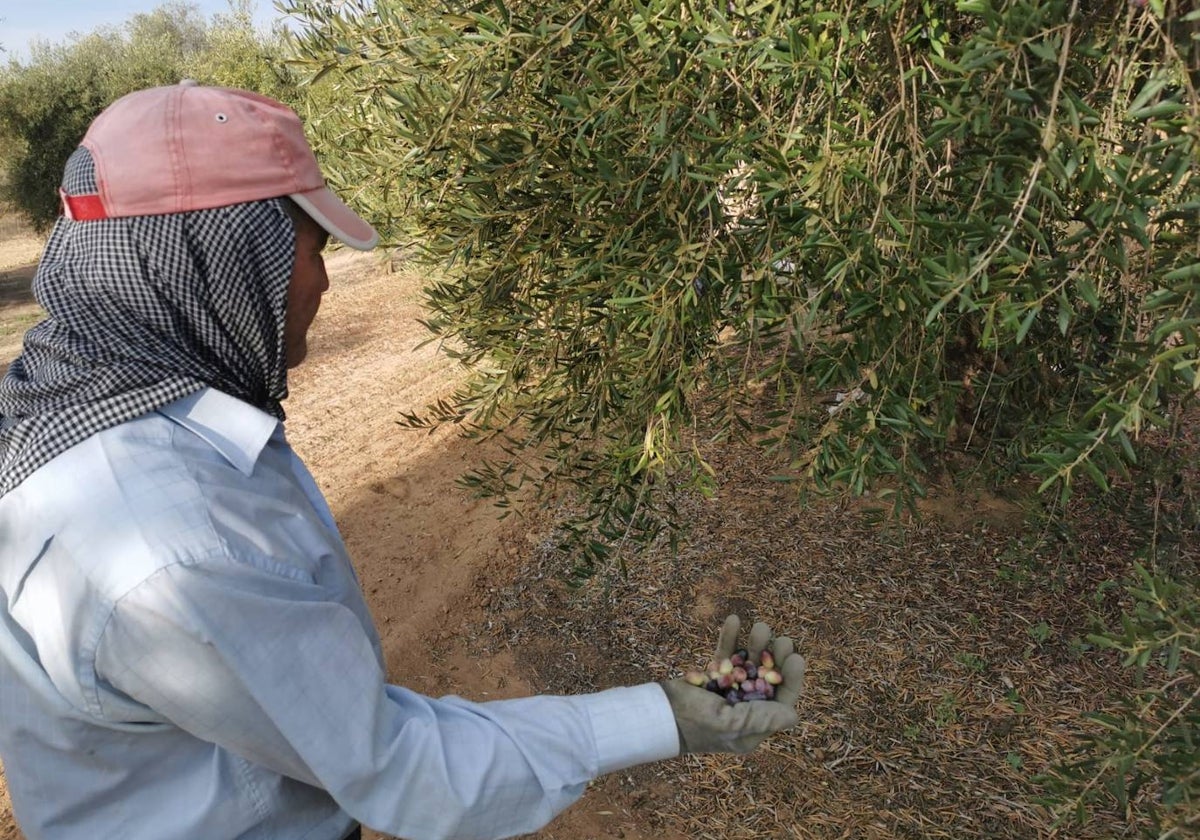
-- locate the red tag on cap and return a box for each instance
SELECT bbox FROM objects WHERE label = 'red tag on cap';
[60,191,109,221]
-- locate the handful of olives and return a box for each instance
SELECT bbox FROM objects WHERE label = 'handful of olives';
[683,647,784,705]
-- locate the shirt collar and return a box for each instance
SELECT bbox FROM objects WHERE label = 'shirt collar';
[157,388,279,476]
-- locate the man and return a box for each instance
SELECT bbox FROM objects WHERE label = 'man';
[0,82,805,839]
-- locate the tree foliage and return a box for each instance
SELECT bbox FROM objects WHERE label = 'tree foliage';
[286,0,1198,566]
[185,3,299,101]
[0,1,297,231]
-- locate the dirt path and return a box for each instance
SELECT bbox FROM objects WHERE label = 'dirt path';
[0,245,658,840]
[0,234,44,372]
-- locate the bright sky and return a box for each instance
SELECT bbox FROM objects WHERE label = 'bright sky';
[1,1,284,63]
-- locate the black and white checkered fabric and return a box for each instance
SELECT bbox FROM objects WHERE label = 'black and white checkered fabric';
[0,147,296,497]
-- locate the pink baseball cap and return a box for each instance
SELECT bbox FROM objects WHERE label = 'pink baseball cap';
[60,80,378,251]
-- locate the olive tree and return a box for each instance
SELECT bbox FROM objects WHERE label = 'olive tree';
[284,0,1198,566]
[299,5,1200,828]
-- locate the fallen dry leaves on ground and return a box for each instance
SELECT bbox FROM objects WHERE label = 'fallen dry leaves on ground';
[456,407,1194,839]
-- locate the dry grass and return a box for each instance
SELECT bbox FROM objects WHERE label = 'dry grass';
[461,423,1195,839]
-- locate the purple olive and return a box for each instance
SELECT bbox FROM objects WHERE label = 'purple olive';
[687,644,785,705]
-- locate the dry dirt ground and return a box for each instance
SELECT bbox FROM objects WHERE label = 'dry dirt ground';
[0,235,1190,839]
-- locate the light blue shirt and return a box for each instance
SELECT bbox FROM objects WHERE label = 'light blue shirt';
[0,388,679,840]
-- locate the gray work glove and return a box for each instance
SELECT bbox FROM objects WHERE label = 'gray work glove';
[660,614,806,754]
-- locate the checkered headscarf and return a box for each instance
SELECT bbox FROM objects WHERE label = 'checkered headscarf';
[0,147,296,497]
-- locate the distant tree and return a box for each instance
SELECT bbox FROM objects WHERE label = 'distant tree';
[183,0,298,105]
[0,1,295,231]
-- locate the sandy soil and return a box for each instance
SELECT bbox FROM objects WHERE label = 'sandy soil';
[0,243,663,840]
[0,234,45,371]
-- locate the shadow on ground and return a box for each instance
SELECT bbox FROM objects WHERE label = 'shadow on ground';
[0,264,36,311]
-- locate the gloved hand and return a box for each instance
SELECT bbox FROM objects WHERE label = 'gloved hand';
[660,614,806,755]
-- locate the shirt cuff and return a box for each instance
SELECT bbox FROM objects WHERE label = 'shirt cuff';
[576,683,680,775]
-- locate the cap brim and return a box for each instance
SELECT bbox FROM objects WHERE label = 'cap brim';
[290,187,379,251]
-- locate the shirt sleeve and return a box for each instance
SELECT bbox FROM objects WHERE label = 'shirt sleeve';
[94,557,679,840]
